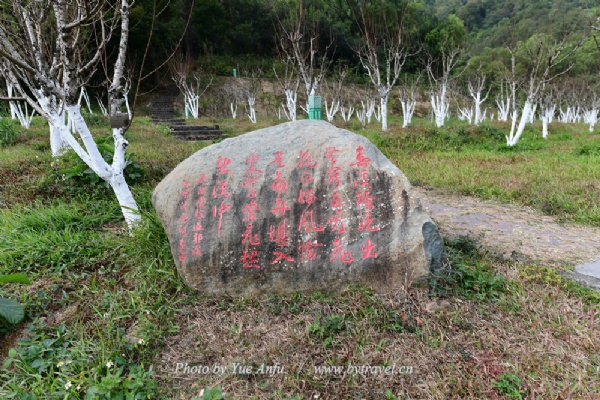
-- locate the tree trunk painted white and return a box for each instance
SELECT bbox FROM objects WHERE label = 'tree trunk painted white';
[247,95,257,123]
[62,105,140,229]
[230,99,238,119]
[78,87,93,114]
[356,106,366,128]
[507,100,533,146]
[340,104,354,122]
[379,95,387,130]
[283,89,297,121]
[584,109,598,132]
[400,99,415,128]
[541,105,555,139]
[324,95,340,122]
[430,83,448,128]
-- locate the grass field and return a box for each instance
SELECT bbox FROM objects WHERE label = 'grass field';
[1,113,600,399]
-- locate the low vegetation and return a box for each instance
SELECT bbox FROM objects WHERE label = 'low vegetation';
[1,114,599,398]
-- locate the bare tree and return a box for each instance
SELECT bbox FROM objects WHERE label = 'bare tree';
[241,70,262,124]
[426,48,461,128]
[274,58,299,121]
[398,75,420,128]
[323,65,348,122]
[349,0,410,131]
[276,1,333,115]
[0,0,141,229]
[465,67,490,126]
[169,52,212,119]
[506,34,580,146]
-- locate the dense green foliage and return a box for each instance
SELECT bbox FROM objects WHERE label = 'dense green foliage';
[121,0,599,84]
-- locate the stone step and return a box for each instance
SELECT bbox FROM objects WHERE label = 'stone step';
[170,125,220,132]
[173,132,223,140]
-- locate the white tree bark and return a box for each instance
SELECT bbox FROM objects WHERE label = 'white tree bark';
[0,0,141,229]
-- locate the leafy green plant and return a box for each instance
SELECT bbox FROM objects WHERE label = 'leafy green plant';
[308,314,347,348]
[0,118,23,147]
[191,386,225,400]
[493,373,526,399]
[59,136,144,188]
[430,237,505,301]
[0,273,30,324]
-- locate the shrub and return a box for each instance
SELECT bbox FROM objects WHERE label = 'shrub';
[0,118,23,147]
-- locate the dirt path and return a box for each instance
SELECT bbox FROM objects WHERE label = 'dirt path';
[414,187,600,268]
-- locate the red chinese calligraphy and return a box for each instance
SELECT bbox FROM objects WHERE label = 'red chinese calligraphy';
[298,149,317,168]
[271,171,288,195]
[327,210,347,234]
[269,151,286,168]
[330,238,354,263]
[271,251,295,264]
[268,219,290,247]
[270,198,290,217]
[241,248,260,269]
[242,200,260,222]
[360,240,378,259]
[350,146,372,168]
[298,188,316,205]
[241,224,260,246]
[299,209,324,233]
[216,156,231,174]
[298,240,323,262]
[213,201,232,237]
[356,189,375,210]
[212,180,231,198]
[357,212,380,232]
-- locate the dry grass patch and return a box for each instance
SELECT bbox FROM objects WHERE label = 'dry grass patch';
[154,260,600,399]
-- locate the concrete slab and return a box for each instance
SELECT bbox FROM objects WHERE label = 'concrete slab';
[575,257,600,279]
[568,257,600,291]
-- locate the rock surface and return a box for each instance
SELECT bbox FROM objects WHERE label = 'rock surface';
[152,120,446,295]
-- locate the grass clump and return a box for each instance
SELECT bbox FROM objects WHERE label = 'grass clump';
[0,119,23,147]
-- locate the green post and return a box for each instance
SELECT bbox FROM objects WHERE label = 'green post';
[233,68,237,78]
[308,95,322,120]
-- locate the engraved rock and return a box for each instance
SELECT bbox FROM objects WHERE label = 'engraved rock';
[152,120,446,295]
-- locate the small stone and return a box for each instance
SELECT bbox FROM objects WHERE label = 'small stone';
[153,120,446,295]
[425,299,452,313]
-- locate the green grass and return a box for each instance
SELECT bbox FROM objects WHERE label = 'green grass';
[1,112,600,398]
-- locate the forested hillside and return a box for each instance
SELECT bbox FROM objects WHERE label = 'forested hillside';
[143,0,599,77]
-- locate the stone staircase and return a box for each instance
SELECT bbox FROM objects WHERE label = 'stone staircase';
[150,85,223,140]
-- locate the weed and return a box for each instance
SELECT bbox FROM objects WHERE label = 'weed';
[308,314,347,348]
[58,136,145,188]
[0,119,23,147]
[0,273,31,324]
[430,237,505,301]
[492,373,526,399]
[192,385,225,399]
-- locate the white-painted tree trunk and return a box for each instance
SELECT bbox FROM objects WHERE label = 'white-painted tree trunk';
[340,104,354,122]
[356,106,366,128]
[496,97,510,121]
[507,100,533,146]
[584,109,598,132]
[230,99,238,119]
[541,105,555,139]
[324,96,340,122]
[247,95,257,123]
[400,99,415,128]
[379,95,388,131]
[63,105,140,229]
[283,89,297,121]
[431,83,448,128]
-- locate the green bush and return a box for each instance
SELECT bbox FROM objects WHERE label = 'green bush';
[59,136,145,188]
[0,118,23,147]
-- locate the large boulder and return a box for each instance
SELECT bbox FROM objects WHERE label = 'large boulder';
[152,120,446,295]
